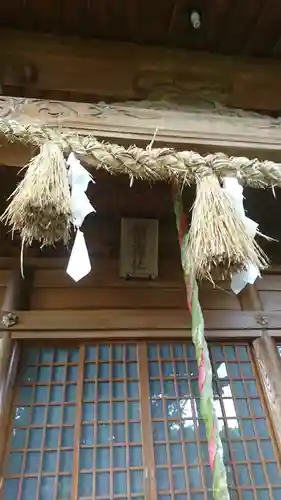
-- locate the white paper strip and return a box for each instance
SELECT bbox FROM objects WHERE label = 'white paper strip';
[223,177,260,294]
[66,153,95,282]
[66,229,91,282]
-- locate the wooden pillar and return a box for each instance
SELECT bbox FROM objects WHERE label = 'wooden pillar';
[238,284,262,310]
[253,332,281,455]
[0,267,34,473]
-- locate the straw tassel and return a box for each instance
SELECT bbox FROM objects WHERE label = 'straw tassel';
[173,188,230,500]
[186,174,268,281]
[1,142,72,248]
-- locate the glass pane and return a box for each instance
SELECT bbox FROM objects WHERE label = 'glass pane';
[54,348,68,363]
[127,381,139,399]
[62,427,74,447]
[97,424,110,444]
[170,444,183,464]
[173,468,186,490]
[83,382,96,401]
[7,452,23,474]
[184,443,198,464]
[266,463,280,483]
[45,428,59,448]
[58,476,72,499]
[85,346,97,361]
[96,447,110,469]
[67,365,78,381]
[155,445,168,465]
[189,467,202,489]
[25,451,40,473]
[252,464,266,485]
[68,348,79,362]
[126,345,136,360]
[42,451,57,473]
[13,406,30,426]
[98,382,110,400]
[148,344,158,359]
[22,478,37,499]
[113,381,124,398]
[163,380,176,397]
[156,468,170,491]
[39,477,55,500]
[28,429,43,449]
[17,386,33,404]
[3,479,19,498]
[37,366,51,382]
[98,363,110,379]
[66,384,77,402]
[64,406,76,425]
[113,423,125,443]
[47,406,62,425]
[98,402,110,421]
[130,470,144,493]
[60,450,73,473]
[112,363,124,378]
[260,441,275,459]
[50,385,63,403]
[127,363,138,378]
[112,345,123,361]
[113,446,126,468]
[31,406,45,425]
[129,423,141,442]
[130,446,143,466]
[81,425,94,446]
[53,366,65,382]
[82,403,95,422]
[96,472,110,496]
[99,345,110,361]
[40,348,53,363]
[80,448,93,470]
[113,401,125,420]
[84,363,97,379]
[114,471,127,495]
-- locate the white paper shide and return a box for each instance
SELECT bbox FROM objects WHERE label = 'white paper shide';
[222,177,260,294]
[66,153,95,282]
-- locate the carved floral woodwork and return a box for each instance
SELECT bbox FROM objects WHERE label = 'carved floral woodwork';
[1,96,281,164]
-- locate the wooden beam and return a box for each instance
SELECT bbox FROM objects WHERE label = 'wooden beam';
[253,333,281,456]
[9,328,271,340]
[2,96,281,168]
[2,29,281,113]
[1,309,281,334]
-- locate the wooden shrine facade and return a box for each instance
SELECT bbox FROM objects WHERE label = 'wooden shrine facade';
[1,29,281,500]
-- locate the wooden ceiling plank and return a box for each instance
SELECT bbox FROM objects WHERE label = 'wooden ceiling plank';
[218,0,264,54]
[2,29,281,112]
[243,0,281,56]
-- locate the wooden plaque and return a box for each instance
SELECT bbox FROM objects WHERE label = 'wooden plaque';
[119,218,158,279]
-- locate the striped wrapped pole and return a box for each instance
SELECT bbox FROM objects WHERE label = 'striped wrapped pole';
[173,189,230,500]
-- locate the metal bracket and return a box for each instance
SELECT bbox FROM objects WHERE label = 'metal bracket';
[256,315,268,327]
[1,311,18,328]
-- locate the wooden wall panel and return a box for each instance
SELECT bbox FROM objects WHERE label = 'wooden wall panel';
[257,275,281,311]
[0,263,240,311]
[30,285,239,310]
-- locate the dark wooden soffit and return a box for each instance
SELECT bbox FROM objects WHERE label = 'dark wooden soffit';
[2,96,281,168]
[2,30,281,112]
[1,2,281,59]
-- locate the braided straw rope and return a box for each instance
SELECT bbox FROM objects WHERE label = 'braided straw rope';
[1,119,281,186]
